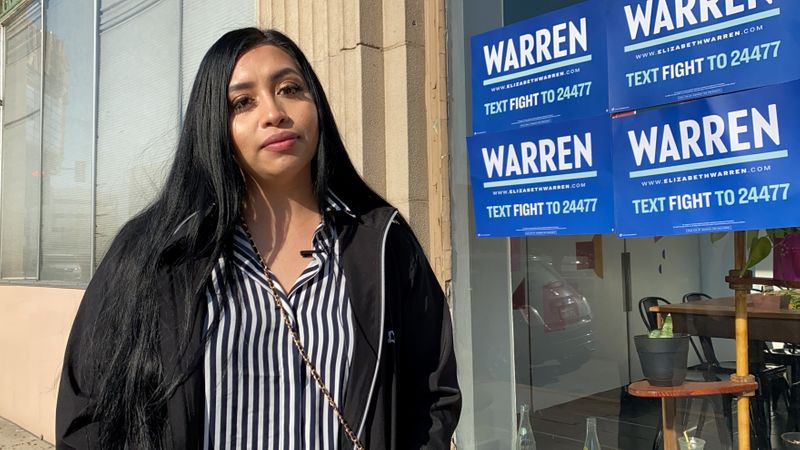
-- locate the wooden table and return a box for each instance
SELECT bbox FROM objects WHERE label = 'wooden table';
[652,297,800,343]
[648,298,800,449]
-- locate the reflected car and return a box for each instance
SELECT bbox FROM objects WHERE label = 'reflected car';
[513,258,594,371]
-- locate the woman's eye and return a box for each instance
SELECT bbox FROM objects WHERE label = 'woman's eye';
[231,96,253,112]
[278,83,302,96]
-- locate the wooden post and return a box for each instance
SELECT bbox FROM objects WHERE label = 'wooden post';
[733,231,753,450]
[424,0,452,286]
[662,398,677,450]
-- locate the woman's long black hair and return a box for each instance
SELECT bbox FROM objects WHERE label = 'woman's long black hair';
[82,28,387,449]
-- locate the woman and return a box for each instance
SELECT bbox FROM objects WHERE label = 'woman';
[56,28,460,449]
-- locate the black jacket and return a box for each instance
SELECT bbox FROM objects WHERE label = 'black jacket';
[56,205,461,449]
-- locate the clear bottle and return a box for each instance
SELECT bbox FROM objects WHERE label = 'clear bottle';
[516,404,536,450]
[583,416,601,450]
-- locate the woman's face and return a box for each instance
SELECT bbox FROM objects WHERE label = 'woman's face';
[227,44,319,187]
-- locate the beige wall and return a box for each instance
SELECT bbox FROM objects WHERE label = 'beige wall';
[258,0,451,283]
[0,286,83,444]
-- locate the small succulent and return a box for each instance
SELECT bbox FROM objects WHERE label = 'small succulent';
[780,288,800,310]
[648,314,674,338]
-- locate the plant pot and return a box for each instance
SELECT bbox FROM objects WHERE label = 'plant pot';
[749,292,789,310]
[634,334,689,387]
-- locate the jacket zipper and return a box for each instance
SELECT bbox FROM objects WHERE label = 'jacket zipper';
[355,209,399,443]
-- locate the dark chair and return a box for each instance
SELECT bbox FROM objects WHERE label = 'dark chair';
[683,292,791,449]
[764,343,800,431]
[681,293,736,373]
[638,298,665,450]
[638,296,667,334]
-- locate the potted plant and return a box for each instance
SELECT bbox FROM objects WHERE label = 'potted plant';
[749,288,790,309]
[634,315,690,386]
[711,228,800,280]
[780,288,800,310]
[709,229,800,310]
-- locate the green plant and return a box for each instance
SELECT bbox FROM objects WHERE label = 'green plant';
[780,288,800,309]
[710,228,800,276]
[647,314,674,338]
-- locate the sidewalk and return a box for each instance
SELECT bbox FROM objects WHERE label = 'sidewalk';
[0,417,53,449]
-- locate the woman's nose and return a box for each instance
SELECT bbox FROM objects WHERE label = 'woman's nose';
[260,97,287,127]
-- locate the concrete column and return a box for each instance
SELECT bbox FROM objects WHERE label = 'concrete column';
[259,0,447,266]
[259,0,386,199]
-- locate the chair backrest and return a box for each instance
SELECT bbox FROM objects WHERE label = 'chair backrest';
[683,292,712,303]
[682,292,720,366]
[638,296,670,332]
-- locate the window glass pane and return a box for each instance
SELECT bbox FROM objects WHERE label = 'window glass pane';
[454,2,795,448]
[94,0,181,262]
[180,0,255,111]
[1,2,42,280]
[94,0,255,263]
[503,0,584,25]
[39,0,94,284]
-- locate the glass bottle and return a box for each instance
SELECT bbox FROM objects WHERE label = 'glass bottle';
[516,404,536,450]
[583,416,601,450]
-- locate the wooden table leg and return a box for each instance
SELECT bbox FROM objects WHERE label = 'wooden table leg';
[662,397,678,450]
[735,286,751,450]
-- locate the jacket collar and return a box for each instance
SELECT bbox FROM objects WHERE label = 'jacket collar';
[326,190,357,218]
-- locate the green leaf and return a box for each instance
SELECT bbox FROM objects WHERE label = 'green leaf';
[660,314,673,338]
[746,230,759,250]
[743,236,773,273]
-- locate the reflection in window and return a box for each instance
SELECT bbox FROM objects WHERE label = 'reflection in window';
[0,0,255,285]
[503,0,585,26]
[40,0,94,284]
[0,3,42,280]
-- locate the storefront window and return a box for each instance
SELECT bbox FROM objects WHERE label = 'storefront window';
[94,0,256,263]
[509,233,747,447]
[39,0,95,284]
[448,1,791,448]
[0,0,94,284]
[94,0,183,263]
[503,0,583,26]
[0,0,254,286]
[1,1,42,280]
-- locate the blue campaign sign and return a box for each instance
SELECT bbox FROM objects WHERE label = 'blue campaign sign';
[470,0,608,134]
[467,115,614,237]
[607,0,800,112]
[613,80,800,238]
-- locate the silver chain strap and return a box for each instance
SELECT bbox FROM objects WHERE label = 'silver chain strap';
[240,217,365,450]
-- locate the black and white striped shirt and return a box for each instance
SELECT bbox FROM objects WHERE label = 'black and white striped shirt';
[203,194,355,450]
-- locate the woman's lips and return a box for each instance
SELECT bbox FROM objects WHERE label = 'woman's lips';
[261,132,298,152]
